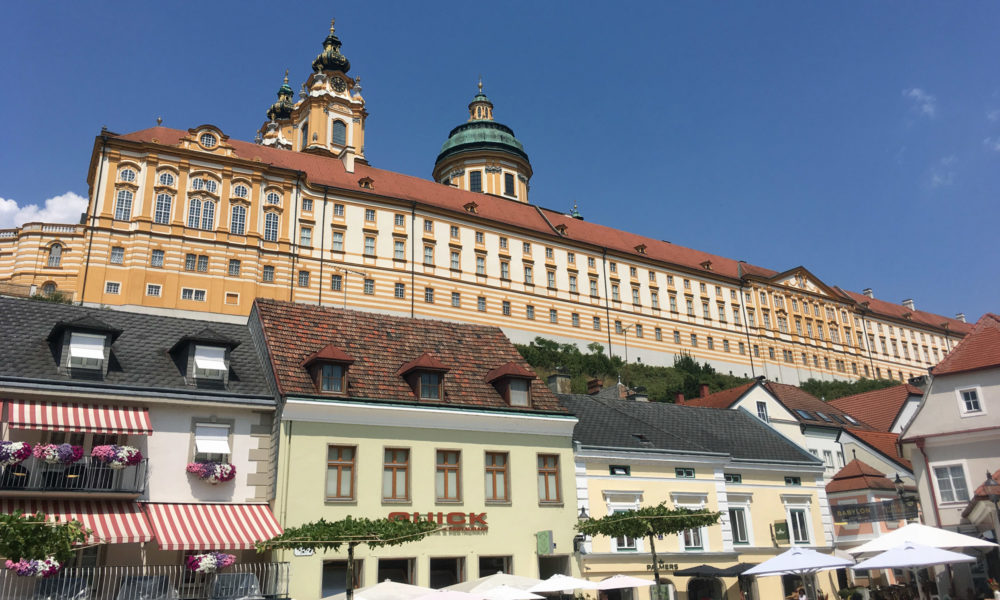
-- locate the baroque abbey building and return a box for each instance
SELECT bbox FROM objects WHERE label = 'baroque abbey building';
[0,21,970,385]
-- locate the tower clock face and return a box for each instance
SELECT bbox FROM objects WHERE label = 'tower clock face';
[331,77,347,93]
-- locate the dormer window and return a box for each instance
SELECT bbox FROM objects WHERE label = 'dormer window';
[419,373,442,399]
[69,333,105,369]
[193,346,227,380]
[303,344,355,395]
[321,364,345,393]
[486,361,536,408]
[397,352,449,401]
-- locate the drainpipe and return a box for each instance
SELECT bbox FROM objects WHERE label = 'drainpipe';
[601,248,613,359]
[860,310,877,376]
[737,267,756,378]
[318,188,328,306]
[287,172,303,301]
[79,134,108,305]
[410,203,416,318]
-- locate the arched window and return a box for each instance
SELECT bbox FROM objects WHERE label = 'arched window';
[158,172,175,186]
[191,178,218,193]
[233,184,249,199]
[201,201,216,230]
[266,192,281,205]
[199,133,217,148]
[42,282,56,296]
[264,212,279,241]
[231,205,247,235]
[119,168,137,183]
[154,193,172,224]
[114,190,133,220]
[47,245,62,268]
[187,198,202,228]
[332,121,347,146]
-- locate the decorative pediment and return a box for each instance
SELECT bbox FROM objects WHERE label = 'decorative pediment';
[770,266,840,299]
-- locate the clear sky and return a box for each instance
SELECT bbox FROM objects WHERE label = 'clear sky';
[1,2,996,322]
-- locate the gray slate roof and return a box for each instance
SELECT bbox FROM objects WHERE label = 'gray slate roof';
[0,297,271,399]
[559,393,821,465]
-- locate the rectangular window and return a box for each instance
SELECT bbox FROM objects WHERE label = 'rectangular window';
[419,373,441,399]
[757,401,769,422]
[364,278,374,295]
[451,291,461,307]
[690,333,697,347]
[502,301,511,316]
[394,283,405,299]
[504,172,515,196]
[197,255,208,272]
[150,249,164,267]
[424,219,433,233]
[632,288,641,305]
[635,324,643,338]
[185,253,196,271]
[655,327,662,341]
[68,332,105,369]
[326,446,356,500]
[320,364,344,392]
[545,247,554,259]
[477,256,486,275]
[593,316,600,331]
[523,242,531,254]
[615,510,637,551]
[383,449,409,501]
[526,305,535,320]
[549,309,558,324]
[676,468,695,478]
[365,208,376,222]
[651,291,659,309]
[300,227,312,247]
[537,455,561,503]
[730,507,748,544]
[674,330,681,343]
[547,270,556,288]
[451,251,460,270]
[181,288,206,301]
[959,389,982,413]
[524,266,533,285]
[784,476,801,486]
[470,171,482,193]
[789,508,809,543]
[364,236,376,256]
[228,259,240,276]
[568,274,577,292]
[478,297,487,312]
[110,246,124,265]
[683,528,703,550]
[571,313,580,328]
[450,225,459,238]
[394,214,405,227]
[501,261,510,280]
[485,452,509,502]
[590,279,599,296]
[686,298,694,316]
[615,320,623,334]
[146,284,161,297]
[333,203,345,217]
[436,450,461,501]
[424,287,434,303]
[725,473,743,484]
[934,465,969,502]
[298,270,310,287]
[333,231,345,252]
[612,285,620,301]
[588,257,596,268]
[394,240,405,260]
[424,245,434,265]
[105,281,120,294]
[330,274,342,291]
[567,252,575,263]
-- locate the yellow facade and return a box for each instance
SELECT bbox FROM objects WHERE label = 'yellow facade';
[0,21,967,386]
[275,400,579,599]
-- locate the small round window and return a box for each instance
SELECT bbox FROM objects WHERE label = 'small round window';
[266,192,281,205]
[199,133,217,148]
[233,184,249,198]
[158,172,175,186]
[119,168,137,183]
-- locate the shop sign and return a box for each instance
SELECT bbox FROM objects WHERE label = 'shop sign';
[388,511,488,532]
[644,561,679,571]
[773,520,789,543]
[831,498,918,524]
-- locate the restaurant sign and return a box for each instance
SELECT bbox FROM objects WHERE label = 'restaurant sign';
[388,511,488,532]
[831,498,918,524]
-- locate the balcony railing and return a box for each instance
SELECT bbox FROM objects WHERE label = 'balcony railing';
[0,457,147,495]
[0,562,290,599]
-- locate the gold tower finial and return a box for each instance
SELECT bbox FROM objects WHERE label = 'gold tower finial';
[330,18,336,33]
[478,76,483,93]
[156,116,162,126]
[283,69,289,84]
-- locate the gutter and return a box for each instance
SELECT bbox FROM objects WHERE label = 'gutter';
[0,377,274,407]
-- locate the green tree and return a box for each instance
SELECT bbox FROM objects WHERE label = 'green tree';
[577,503,721,596]
[0,511,90,565]
[256,516,438,600]
[798,377,899,401]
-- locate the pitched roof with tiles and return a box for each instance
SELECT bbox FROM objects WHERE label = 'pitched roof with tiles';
[825,459,897,494]
[828,384,924,432]
[844,429,912,470]
[252,298,563,412]
[558,393,820,465]
[930,313,1000,376]
[962,468,1000,517]
[837,289,972,335]
[679,379,758,409]
[0,297,271,399]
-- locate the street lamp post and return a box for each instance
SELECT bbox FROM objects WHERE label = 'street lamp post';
[894,472,917,523]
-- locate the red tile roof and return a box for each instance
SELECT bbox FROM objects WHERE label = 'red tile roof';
[828,384,924,432]
[252,298,563,412]
[113,126,970,333]
[962,468,1000,517]
[826,458,897,493]
[485,361,535,383]
[930,313,1000,376]
[845,429,912,470]
[681,379,758,409]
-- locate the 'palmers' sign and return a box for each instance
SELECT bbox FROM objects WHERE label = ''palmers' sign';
[389,512,488,532]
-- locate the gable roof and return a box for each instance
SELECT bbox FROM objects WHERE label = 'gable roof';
[826,458,897,494]
[0,297,270,399]
[558,393,820,465]
[844,429,912,470]
[680,379,758,409]
[930,313,1000,376]
[828,384,924,432]
[252,298,562,412]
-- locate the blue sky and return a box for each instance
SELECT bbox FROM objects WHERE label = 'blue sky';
[2,2,997,322]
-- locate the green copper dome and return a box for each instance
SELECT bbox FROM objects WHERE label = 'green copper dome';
[436,120,529,164]
[267,71,295,121]
[312,19,351,74]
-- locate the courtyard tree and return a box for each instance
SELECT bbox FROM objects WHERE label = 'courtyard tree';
[0,511,90,576]
[256,516,439,600]
[577,503,721,598]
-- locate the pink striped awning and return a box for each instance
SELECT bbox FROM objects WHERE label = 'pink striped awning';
[0,499,154,544]
[5,400,152,435]
[142,503,283,551]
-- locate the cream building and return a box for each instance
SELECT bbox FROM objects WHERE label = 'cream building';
[0,20,971,387]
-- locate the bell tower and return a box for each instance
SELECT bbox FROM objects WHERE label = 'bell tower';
[258,19,368,163]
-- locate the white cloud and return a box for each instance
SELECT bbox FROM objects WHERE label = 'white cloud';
[987,109,1000,122]
[0,192,88,229]
[903,88,937,117]
[984,137,1000,152]
[929,155,957,188]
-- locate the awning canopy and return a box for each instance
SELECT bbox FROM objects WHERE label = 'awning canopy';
[142,502,282,550]
[5,400,153,435]
[0,499,154,545]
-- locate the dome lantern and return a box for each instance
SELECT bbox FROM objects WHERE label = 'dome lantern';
[266,70,295,121]
[312,18,351,74]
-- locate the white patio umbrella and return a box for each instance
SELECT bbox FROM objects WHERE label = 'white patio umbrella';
[528,574,600,593]
[848,522,998,555]
[414,591,488,600]
[743,547,854,576]
[329,580,436,600]
[596,575,657,591]
[447,573,544,593]
[852,542,977,600]
[482,585,546,600]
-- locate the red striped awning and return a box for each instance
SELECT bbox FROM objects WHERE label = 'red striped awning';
[5,400,152,435]
[142,503,283,551]
[0,499,154,544]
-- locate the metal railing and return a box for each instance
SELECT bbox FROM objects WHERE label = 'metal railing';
[0,457,147,495]
[0,562,290,599]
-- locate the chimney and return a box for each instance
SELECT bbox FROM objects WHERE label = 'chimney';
[617,382,628,400]
[902,299,915,311]
[586,378,603,395]
[863,288,874,299]
[955,313,966,323]
[699,384,711,398]
[547,373,571,395]
[339,146,356,173]
[675,392,685,404]
[627,386,649,402]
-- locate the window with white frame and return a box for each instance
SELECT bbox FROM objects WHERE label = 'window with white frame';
[193,346,227,380]
[104,282,120,294]
[264,213,279,241]
[154,193,172,224]
[933,464,969,503]
[47,244,62,267]
[230,205,246,235]
[146,284,161,297]
[728,497,752,546]
[158,172,175,187]
[232,184,249,198]
[193,423,230,462]
[788,508,809,543]
[119,168,137,183]
[614,510,637,551]
[114,190,133,221]
[181,288,206,301]
[68,333,105,369]
[199,133,217,148]
[957,388,983,415]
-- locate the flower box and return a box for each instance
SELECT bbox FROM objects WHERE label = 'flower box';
[185,552,235,573]
[186,462,236,484]
[91,445,143,469]
[0,442,31,467]
[32,444,83,465]
[5,557,61,578]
